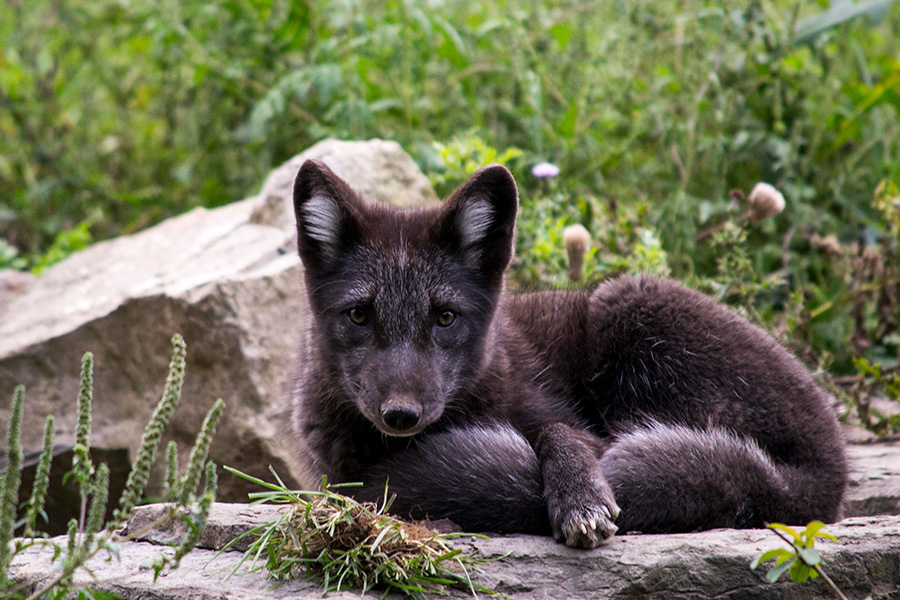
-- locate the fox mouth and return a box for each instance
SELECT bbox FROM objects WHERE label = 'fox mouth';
[376,422,427,437]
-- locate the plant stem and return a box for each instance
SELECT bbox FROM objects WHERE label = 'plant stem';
[768,527,850,600]
[22,504,187,600]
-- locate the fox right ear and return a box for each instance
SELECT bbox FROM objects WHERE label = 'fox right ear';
[292,160,362,269]
[442,164,519,281]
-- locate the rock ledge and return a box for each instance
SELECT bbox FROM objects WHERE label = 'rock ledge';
[9,504,900,600]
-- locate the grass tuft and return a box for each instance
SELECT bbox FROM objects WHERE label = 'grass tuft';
[223,467,499,599]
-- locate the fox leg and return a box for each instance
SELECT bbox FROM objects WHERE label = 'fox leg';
[357,424,551,535]
[536,423,620,548]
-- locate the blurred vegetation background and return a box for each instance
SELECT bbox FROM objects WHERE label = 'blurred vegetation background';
[1,0,899,429]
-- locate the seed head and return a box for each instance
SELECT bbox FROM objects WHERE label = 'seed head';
[563,224,591,282]
[748,182,785,222]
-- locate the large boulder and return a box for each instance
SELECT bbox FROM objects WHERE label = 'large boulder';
[0,139,437,506]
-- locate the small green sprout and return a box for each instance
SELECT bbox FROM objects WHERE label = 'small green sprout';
[751,521,852,600]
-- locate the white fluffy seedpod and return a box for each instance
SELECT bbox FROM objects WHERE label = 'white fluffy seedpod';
[563,224,591,282]
[747,182,786,222]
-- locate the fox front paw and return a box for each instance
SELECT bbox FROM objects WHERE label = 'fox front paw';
[550,497,619,549]
[537,422,622,548]
[545,470,621,549]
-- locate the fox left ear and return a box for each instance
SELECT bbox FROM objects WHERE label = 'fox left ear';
[442,164,519,280]
[292,159,364,271]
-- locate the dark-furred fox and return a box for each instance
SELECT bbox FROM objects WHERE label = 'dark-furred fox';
[289,160,847,549]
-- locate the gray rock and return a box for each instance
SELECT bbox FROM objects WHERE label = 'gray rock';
[0,269,34,311]
[844,440,900,517]
[0,139,437,507]
[259,138,438,217]
[9,505,900,599]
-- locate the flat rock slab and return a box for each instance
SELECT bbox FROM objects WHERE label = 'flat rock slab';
[9,505,900,600]
[845,441,900,517]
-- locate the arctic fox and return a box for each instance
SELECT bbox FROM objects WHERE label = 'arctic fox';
[289,160,847,549]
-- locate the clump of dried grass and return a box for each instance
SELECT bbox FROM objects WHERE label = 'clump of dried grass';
[223,468,497,599]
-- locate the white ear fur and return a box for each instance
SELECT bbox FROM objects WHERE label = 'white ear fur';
[301,194,342,257]
[455,198,494,247]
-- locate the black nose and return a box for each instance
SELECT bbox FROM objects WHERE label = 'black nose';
[381,404,421,432]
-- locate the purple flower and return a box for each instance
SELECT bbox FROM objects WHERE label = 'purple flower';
[532,162,560,178]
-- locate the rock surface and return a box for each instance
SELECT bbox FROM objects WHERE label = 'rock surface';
[9,503,900,600]
[0,139,437,506]
[844,440,900,517]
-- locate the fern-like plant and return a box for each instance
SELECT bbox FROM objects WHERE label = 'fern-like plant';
[0,334,224,600]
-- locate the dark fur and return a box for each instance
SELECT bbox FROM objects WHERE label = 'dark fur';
[289,160,847,548]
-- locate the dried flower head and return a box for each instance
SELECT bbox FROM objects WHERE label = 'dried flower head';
[563,224,591,282]
[532,162,560,178]
[748,182,786,222]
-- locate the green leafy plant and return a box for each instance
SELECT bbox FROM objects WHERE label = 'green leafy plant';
[222,467,499,600]
[0,334,224,600]
[3,0,900,432]
[751,521,860,600]
[427,133,524,197]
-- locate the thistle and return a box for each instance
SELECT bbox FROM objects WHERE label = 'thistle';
[563,224,591,282]
[747,182,786,222]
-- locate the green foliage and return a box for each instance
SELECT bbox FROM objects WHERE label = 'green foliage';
[752,522,834,583]
[751,521,860,600]
[0,335,223,600]
[2,0,900,420]
[3,0,899,270]
[30,222,93,275]
[850,356,900,435]
[427,133,524,197]
[0,239,27,270]
[223,468,497,599]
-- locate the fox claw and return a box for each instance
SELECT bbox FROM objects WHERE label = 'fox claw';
[558,505,618,549]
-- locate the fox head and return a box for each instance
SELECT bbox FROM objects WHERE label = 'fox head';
[293,160,518,437]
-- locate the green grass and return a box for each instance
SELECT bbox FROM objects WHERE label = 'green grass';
[223,467,499,599]
[2,0,900,429]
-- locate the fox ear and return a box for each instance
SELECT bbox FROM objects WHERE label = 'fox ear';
[443,164,518,279]
[292,159,362,269]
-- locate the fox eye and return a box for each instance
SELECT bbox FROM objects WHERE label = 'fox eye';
[436,310,456,328]
[348,307,369,326]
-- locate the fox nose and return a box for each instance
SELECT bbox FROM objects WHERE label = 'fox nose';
[381,396,422,433]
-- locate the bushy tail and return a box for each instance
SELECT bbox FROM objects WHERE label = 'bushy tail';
[358,424,550,535]
[599,422,843,533]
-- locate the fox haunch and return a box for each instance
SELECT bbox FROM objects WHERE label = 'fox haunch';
[288,160,847,549]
